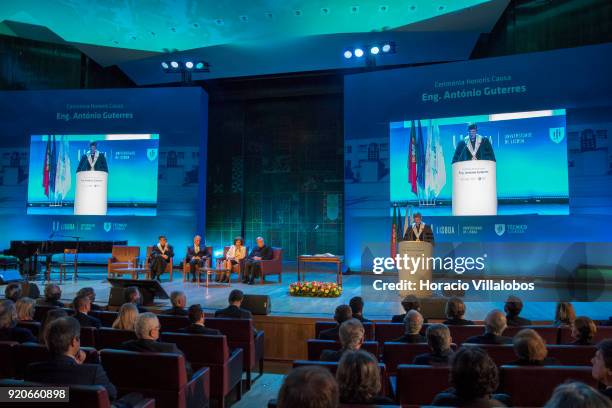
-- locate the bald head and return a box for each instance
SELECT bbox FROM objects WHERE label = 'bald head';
[485,309,507,335]
[404,310,424,335]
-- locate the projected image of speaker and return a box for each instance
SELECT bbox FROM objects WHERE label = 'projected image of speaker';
[241,294,271,315]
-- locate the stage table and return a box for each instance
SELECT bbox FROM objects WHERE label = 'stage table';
[198,267,231,288]
[111,266,146,280]
[297,255,343,286]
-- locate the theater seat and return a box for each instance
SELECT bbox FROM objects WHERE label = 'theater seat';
[0,379,155,408]
[17,321,41,338]
[158,314,190,333]
[504,325,559,344]
[100,349,210,408]
[0,341,18,379]
[447,325,485,344]
[161,332,243,408]
[33,306,74,322]
[80,326,98,348]
[558,326,612,344]
[383,343,449,374]
[207,317,264,388]
[547,345,597,366]
[394,364,450,406]
[15,343,99,379]
[97,327,136,350]
[374,323,405,346]
[314,321,375,341]
[89,311,118,328]
[463,344,516,366]
[499,365,596,407]
[306,339,379,360]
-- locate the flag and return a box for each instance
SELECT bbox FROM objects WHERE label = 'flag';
[397,206,404,241]
[408,121,417,194]
[391,206,398,258]
[431,122,447,196]
[416,120,425,192]
[403,204,411,237]
[54,136,72,200]
[42,135,51,197]
[48,135,57,195]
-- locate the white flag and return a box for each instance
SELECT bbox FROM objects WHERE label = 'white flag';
[54,136,71,200]
[431,122,446,196]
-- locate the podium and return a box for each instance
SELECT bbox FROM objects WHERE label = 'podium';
[398,240,433,297]
[452,159,497,216]
[74,171,108,215]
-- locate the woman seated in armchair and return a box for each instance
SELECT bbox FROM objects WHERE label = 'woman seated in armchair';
[216,236,246,283]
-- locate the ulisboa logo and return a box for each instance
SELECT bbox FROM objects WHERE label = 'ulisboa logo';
[549,127,565,144]
[147,148,158,161]
[103,222,112,232]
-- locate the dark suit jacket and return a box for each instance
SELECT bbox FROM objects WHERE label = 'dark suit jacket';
[0,326,37,343]
[506,314,532,327]
[318,325,340,341]
[402,223,435,243]
[120,339,192,378]
[74,312,101,329]
[443,318,475,326]
[151,244,174,262]
[25,355,116,400]
[392,333,426,343]
[247,245,273,261]
[76,152,108,172]
[413,350,453,365]
[186,245,210,263]
[571,338,593,346]
[353,314,371,323]
[602,387,612,400]
[465,332,512,345]
[508,357,561,366]
[162,306,188,316]
[341,395,396,405]
[36,299,65,308]
[392,313,429,324]
[178,324,221,336]
[320,348,346,362]
[432,392,507,407]
[451,136,496,163]
[214,305,252,319]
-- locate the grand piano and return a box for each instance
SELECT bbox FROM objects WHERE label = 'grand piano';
[3,240,128,278]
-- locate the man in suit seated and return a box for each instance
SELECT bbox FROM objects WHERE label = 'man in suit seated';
[465,310,512,345]
[393,310,426,343]
[120,312,193,378]
[0,300,37,343]
[123,286,147,313]
[414,324,454,365]
[25,316,117,400]
[36,284,65,307]
[76,287,102,311]
[73,294,101,329]
[150,235,174,281]
[592,339,612,400]
[185,235,209,283]
[320,318,364,362]
[242,236,274,285]
[178,304,221,335]
[504,295,531,327]
[349,296,370,323]
[214,289,252,319]
[162,291,188,316]
[392,294,429,323]
[443,297,474,326]
[319,305,353,341]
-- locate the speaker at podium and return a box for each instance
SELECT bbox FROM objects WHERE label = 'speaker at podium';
[398,240,433,297]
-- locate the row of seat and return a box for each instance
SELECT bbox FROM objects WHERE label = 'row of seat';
[314,321,612,345]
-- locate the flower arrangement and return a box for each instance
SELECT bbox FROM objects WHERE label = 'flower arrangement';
[289,281,342,297]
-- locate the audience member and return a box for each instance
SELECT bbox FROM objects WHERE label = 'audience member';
[349,296,370,323]
[163,291,188,316]
[336,350,394,405]
[73,294,101,329]
[392,294,428,323]
[414,324,454,365]
[219,236,246,283]
[277,365,339,408]
[321,318,364,362]
[215,289,252,318]
[242,236,273,285]
[186,234,209,283]
[178,304,221,335]
[16,297,35,321]
[432,346,508,407]
[119,312,193,378]
[39,309,69,344]
[443,297,474,326]
[465,310,512,345]
[319,305,352,341]
[392,310,426,343]
[124,286,147,313]
[36,284,64,307]
[554,301,576,328]
[504,295,531,327]
[572,316,598,345]
[510,329,559,365]
[544,382,612,408]
[76,287,101,311]
[0,299,36,343]
[4,282,22,302]
[592,339,612,399]
[150,235,174,281]
[24,316,117,400]
[112,303,139,331]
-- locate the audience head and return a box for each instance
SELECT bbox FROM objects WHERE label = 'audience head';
[40,308,69,344]
[228,289,244,306]
[504,295,523,318]
[513,329,548,362]
[446,297,467,320]
[4,283,22,302]
[426,324,452,354]
[44,283,62,302]
[573,316,597,343]
[544,382,612,408]
[450,346,499,401]
[404,309,424,335]
[349,296,364,317]
[73,294,91,314]
[555,302,576,327]
[234,236,243,246]
[592,339,612,387]
[134,312,160,341]
[188,304,205,325]
[277,365,339,408]
[401,295,421,313]
[484,309,507,335]
[76,287,96,304]
[0,299,18,329]
[124,286,141,305]
[334,305,353,325]
[336,350,381,404]
[256,236,265,248]
[15,297,35,321]
[170,291,186,309]
[112,303,139,331]
[45,317,81,357]
[339,318,364,351]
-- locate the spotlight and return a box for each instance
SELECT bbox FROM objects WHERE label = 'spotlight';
[195,62,205,69]
[354,48,364,58]
[370,46,380,55]
[185,61,194,69]
[170,61,179,69]
[382,43,392,53]
[343,50,353,59]
[161,61,169,69]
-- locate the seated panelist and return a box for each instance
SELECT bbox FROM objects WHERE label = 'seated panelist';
[150,235,174,281]
[186,235,209,283]
[217,236,246,283]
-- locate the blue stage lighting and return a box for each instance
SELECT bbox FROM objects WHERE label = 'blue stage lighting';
[370,46,380,55]
[382,43,392,53]
[161,61,169,69]
[170,61,179,68]
[185,61,194,69]
[344,50,353,59]
[354,48,364,58]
